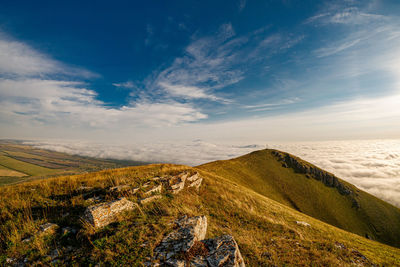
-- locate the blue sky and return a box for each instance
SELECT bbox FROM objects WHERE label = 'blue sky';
[1,0,400,142]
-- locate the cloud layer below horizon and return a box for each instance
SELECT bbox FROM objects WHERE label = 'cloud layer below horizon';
[26,139,400,208]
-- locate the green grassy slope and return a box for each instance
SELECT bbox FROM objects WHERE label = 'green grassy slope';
[198,149,400,248]
[1,164,399,266]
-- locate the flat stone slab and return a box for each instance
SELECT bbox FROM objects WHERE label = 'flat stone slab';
[139,194,162,205]
[144,184,162,196]
[83,197,136,228]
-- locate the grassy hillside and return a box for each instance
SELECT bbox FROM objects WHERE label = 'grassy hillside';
[0,164,399,266]
[199,149,400,248]
[0,141,147,186]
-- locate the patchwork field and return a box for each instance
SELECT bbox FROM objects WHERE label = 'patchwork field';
[0,166,27,177]
[0,140,146,186]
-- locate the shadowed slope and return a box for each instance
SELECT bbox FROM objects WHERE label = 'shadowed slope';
[198,149,400,248]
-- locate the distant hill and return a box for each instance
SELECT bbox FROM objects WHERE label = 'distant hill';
[199,149,400,248]
[0,149,399,266]
[0,140,147,186]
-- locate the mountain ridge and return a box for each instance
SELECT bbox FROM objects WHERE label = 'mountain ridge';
[198,149,400,248]
[0,148,399,266]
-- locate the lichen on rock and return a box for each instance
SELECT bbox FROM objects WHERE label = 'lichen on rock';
[83,197,136,228]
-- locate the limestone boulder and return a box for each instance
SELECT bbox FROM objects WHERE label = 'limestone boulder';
[83,197,136,228]
[202,235,245,267]
[152,215,246,267]
[153,215,207,263]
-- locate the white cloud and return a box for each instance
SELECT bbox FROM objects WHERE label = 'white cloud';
[0,32,208,132]
[26,138,400,208]
[0,78,206,128]
[0,31,97,78]
[307,7,385,26]
[112,81,136,89]
[269,139,400,208]
[158,82,221,101]
[148,23,246,102]
[243,97,300,111]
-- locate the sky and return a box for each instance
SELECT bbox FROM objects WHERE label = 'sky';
[1,0,400,143]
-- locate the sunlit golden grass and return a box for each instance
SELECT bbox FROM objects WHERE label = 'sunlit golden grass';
[0,162,399,266]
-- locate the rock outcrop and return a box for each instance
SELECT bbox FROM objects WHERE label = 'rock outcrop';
[153,215,245,267]
[161,172,203,194]
[83,197,137,228]
[272,150,353,196]
[82,172,203,229]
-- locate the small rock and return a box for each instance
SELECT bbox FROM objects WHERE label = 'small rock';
[144,184,162,196]
[110,185,131,192]
[22,237,31,243]
[188,177,203,191]
[39,223,59,234]
[131,187,140,194]
[296,221,310,227]
[6,258,15,264]
[186,173,199,182]
[77,186,93,191]
[139,195,162,205]
[50,249,59,260]
[86,196,103,203]
[83,198,137,228]
[169,173,188,194]
[334,242,346,250]
[62,226,77,236]
[203,235,246,267]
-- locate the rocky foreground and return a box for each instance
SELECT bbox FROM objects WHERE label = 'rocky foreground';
[5,171,246,266]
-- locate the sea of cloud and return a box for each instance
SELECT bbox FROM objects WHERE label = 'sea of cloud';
[26,139,400,208]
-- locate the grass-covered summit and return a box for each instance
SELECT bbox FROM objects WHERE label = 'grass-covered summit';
[199,149,400,248]
[0,149,399,266]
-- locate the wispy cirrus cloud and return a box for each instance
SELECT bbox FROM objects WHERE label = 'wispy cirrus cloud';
[150,23,245,102]
[243,97,301,112]
[0,30,208,133]
[112,81,136,89]
[137,23,304,107]
[0,31,97,78]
